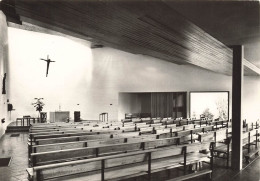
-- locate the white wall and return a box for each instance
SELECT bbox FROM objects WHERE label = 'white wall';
[7,27,260,123]
[243,76,260,122]
[8,28,93,120]
[118,93,142,119]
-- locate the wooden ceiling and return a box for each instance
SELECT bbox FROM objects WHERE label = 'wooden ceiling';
[1,0,259,76]
[168,1,260,71]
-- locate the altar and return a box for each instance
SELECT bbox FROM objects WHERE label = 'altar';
[49,111,70,122]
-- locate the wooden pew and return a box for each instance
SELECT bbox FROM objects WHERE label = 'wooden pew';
[161,119,176,125]
[138,124,165,134]
[161,118,168,123]
[27,123,215,160]
[213,136,232,168]
[27,141,213,181]
[121,125,136,132]
[121,118,132,123]
[139,127,155,134]
[198,128,230,167]
[176,130,192,144]
[152,118,162,124]
[30,134,160,154]
[193,119,214,127]
[139,125,167,135]
[183,124,196,130]
[165,124,177,129]
[179,119,194,125]
[243,128,259,163]
[29,132,141,157]
[209,120,228,129]
[122,122,134,127]
[198,128,228,143]
[141,117,152,123]
[30,127,84,133]
[30,123,81,130]
[32,132,141,146]
[28,130,126,155]
[176,127,203,144]
[30,136,180,167]
[156,126,213,142]
[132,118,142,123]
[29,127,85,135]
[30,129,121,141]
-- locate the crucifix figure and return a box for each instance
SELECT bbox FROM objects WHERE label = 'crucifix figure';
[40,55,55,77]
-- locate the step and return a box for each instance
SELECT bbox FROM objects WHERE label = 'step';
[6,126,30,133]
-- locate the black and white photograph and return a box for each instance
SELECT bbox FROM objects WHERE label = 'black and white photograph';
[0,0,260,181]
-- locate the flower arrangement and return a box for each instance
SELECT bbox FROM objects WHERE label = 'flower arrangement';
[32,98,45,117]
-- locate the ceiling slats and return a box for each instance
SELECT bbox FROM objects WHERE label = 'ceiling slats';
[4,0,259,76]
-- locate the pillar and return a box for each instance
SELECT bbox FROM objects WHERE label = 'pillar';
[231,45,244,171]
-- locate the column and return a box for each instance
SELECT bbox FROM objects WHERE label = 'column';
[231,45,244,171]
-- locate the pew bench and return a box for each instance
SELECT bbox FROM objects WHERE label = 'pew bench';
[179,119,194,126]
[28,132,146,157]
[244,147,259,164]
[30,132,141,146]
[213,137,232,168]
[30,134,159,154]
[198,128,231,167]
[28,132,142,157]
[139,125,166,134]
[152,119,162,124]
[166,124,177,129]
[194,120,209,127]
[209,120,228,130]
[27,142,213,181]
[29,136,181,167]
[121,118,132,123]
[156,126,213,140]
[243,129,259,163]
[30,129,120,141]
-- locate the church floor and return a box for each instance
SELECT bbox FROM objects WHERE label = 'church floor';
[212,156,260,181]
[0,132,28,181]
[0,132,259,181]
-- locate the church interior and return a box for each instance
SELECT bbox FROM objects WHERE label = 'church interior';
[0,0,260,181]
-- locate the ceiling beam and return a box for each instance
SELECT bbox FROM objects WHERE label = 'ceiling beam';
[243,58,260,76]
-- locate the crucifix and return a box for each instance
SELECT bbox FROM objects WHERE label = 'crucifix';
[40,55,55,77]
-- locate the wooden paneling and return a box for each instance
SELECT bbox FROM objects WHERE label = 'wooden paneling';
[151,92,186,118]
[166,1,260,68]
[1,0,259,75]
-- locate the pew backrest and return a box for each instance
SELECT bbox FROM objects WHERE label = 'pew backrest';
[30,136,180,166]
[27,141,213,181]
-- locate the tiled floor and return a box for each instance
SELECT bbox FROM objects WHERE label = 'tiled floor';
[0,133,28,181]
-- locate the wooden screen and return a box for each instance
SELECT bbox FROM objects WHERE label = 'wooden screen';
[151,92,187,118]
